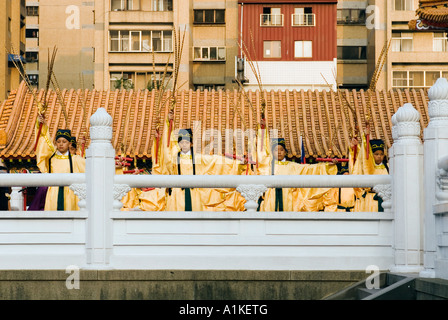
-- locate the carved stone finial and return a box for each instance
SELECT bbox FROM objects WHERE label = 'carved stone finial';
[89,108,113,141]
[427,78,448,125]
[395,103,420,123]
[90,107,113,127]
[428,77,448,102]
[394,103,421,141]
[391,113,398,141]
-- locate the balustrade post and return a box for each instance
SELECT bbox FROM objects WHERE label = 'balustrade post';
[236,184,267,212]
[421,78,448,279]
[84,108,115,268]
[390,103,424,274]
[9,187,24,211]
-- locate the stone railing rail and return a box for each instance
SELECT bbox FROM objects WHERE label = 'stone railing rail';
[0,78,447,279]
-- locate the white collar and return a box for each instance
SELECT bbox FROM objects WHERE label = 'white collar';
[56,150,69,156]
[181,150,191,155]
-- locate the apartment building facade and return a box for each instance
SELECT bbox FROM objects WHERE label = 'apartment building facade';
[98,0,240,91]
[1,0,26,101]
[25,0,95,90]
[336,0,369,89]
[337,0,448,91]
[24,0,240,91]
[385,0,448,91]
[238,0,338,91]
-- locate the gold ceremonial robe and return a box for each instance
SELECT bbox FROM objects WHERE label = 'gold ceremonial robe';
[138,138,167,211]
[35,121,85,211]
[256,126,336,212]
[161,118,247,211]
[357,134,389,212]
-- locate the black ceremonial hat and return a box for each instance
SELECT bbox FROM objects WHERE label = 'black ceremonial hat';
[55,129,72,142]
[178,128,193,142]
[370,139,385,153]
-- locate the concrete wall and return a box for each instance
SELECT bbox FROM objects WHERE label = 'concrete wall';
[38,0,95,90]
[0,270,369,300]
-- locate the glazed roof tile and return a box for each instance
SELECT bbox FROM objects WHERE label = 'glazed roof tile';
[0,81,429,160]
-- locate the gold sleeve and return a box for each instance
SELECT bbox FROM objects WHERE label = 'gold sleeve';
[35,120,55,173]
[256,124,271,175]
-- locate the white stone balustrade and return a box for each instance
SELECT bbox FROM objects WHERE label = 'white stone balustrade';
[421,77,448,279]
[389,103,424,273]
[1,76,448,280]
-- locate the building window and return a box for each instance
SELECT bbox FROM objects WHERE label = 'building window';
[394,0,413,11]
[111,0,139,11]
[426,71,441,87]
[111,71,172,90]
[194,9,225,24]
[109,30,172,52]
[25,29,38,38]
[261,7,283,26]
[193,47,226,61]
[194,84,226,91]
[392,32,413,52]
[28,74,39,86]
[292,7,315,26]
[337,46,366,60]
[152,0,173,11]
[337,9,366,24]
[392,70,448,88]
[434,32,448,52]
[110,72,134,90]
[25,52,38,63]
[294,41,312,58]
[263,41,281,58]
[408,71,424,87]
[392,71,408,87]
[26,6,39,16]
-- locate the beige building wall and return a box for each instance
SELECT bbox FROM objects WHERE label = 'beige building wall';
[37,0,95,90]
[1,0,26,101]
[25,1,39,83]
[369,0,448,91]
[338,0,448,91]
[337,0,369,89]
[15,0,243,92]
[191,0,238,90]
[93,0,238,92]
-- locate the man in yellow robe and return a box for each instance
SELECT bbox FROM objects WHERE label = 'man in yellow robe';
[358,135,389,212]
[114,156,146,211]
[161,111,247,211]
[256,125,336,212]
[323,137,364,212]
[323,162,356,212]
[35,117,85,211]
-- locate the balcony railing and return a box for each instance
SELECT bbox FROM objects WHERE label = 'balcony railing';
[292,13,315,26]
[260,14,284,26]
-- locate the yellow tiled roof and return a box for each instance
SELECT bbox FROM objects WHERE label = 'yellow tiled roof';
[409,1,448,29]
[0,81,430,160]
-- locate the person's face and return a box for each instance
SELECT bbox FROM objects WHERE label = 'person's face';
[69,144,77,155]
[373,150,385,165]
[178,139,192,153]
[273,145,286,161]
[55,137,70,154]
